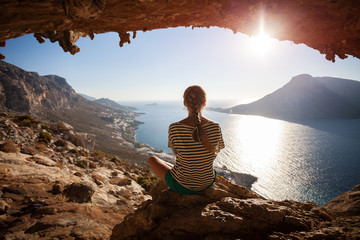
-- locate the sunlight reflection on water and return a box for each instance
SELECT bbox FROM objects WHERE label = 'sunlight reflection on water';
[211,112,360,205]
[132,101,360,206]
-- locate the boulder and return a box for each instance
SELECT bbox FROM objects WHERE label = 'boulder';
[110,176,333,240]
[63,182,95,203]
[57,121,74,132]
[322,184,360,217]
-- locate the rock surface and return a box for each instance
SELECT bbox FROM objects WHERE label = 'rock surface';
[110,178,360,240]
[0,112,156,239]
[0,0,360,61]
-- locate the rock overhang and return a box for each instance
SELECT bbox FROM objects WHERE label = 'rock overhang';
[0,0,359,62]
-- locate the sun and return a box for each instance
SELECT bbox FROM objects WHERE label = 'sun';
[249,19,275,57]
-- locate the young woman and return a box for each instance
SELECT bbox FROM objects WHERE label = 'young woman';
[148,85,225,194]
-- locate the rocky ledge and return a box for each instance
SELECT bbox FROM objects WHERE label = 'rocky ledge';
[111,177,360,240]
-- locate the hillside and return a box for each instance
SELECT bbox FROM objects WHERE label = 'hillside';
[0,112,157,239]
[94,98,137,111]
[0,61,145,162]
[213,74,360,120]
[0,61,83,114]
[78,93,97,101]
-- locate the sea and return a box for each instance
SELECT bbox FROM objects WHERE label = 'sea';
[121,100,360,206]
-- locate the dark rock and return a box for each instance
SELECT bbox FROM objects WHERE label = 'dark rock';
[51,182,63,195]
[110,176,333,240]
[63,182,95,203]
[20,202,48,215]
[25,222,53,234]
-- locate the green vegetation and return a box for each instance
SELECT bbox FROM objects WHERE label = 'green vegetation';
[15,114,40,127]
[76,159,88,169]
[38,131,52,145]
[91,149,106,161]
[117,177,132,186]
[41,124,52,133]
[136,174,160,193]
[111,157,123,166]
[69,148,80,156]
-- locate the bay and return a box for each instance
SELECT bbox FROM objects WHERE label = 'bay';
[122,100,360,206]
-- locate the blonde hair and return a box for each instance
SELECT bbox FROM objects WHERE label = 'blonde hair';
[183,85,216,153]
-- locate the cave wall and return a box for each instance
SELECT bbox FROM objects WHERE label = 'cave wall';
[0,0,359,62]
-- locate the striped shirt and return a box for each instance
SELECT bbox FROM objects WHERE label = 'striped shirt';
[168,121,225,191]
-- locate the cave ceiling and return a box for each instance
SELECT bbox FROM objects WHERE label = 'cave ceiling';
[0,0,360,62]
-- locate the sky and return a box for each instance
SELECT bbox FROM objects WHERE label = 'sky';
[1,27,360,107]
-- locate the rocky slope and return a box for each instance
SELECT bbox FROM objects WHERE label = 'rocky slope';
[0,112,159,239]
[0,61,154,163]
[95,98,137,111]
[111,179,360,240]
[213,74,360,120]
[0,61,83,114]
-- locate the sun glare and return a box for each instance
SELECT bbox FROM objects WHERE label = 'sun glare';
[249,15,275,57]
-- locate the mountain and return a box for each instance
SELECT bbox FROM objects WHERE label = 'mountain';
[94,98,137,111]
[0,61,84,114]
[78,93,97,101]
[0,61,144,161]
[214,74,360,120]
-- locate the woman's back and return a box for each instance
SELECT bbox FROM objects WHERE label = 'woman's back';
[168,120,224,191]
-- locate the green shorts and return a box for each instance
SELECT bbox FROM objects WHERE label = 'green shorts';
[164,170,217,195]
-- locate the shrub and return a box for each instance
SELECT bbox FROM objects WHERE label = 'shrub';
[118,177,132,186]
[92,149,105,161]
[110,177,132,186]
[78,150,89,157]
[69,149,81,157]
[54,139,68,147]
[0,139,19,153]
[16,114,40,127]
[111,171,118,177]
[35,142,48,151]
[89,161,97,169]
[136,175,160,193]
[111,157,123,166]
[41,124,52,133]
[92,149,105,157]
[21,146,37,155]
[38,131,52,145]
[76,160,88,169]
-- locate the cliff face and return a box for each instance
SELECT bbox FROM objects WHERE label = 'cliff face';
[0,61,83,114]
[0,0,360,62]
[110,180,360,240]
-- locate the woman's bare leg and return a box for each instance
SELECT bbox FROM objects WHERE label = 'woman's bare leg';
[148,156,172,181]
